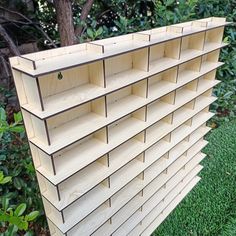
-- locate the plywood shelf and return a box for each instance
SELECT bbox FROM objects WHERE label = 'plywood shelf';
[10,17,229,236]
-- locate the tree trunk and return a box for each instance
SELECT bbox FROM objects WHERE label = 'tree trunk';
[54,0,75,46]
[0,25,20,56]
[75,0,94,37]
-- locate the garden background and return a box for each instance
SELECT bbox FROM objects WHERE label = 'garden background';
[0,0,235,235]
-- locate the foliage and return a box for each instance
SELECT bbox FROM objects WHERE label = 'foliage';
[0,103,45,235]
[153,119,236,235]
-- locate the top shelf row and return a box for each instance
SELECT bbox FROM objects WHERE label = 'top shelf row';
[11,17,231,77]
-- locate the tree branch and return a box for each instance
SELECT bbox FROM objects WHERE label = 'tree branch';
[75,0,94,37]
[0,24,20,56]
[0,6,57,48]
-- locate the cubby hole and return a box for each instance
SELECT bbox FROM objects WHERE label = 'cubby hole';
[146,114,173,144]
[149,38,181,72]
[56,154,109,206]
[148,67,178,99]
[175,81,198,105]
[110,153,145,189]
[172,100,195,125]
[104,48,149,88]
[51,127,108,182]
[177,57,201,85]
[180,32,205,59]
[145,134,171,164]
[204,27,224,50]
[144,153,169,180]
[108,132,146,171]
[106,80,147,118]
[108,107,147,145]
[195,89,213,110]
[198,70,216,91]
[168,135,190,160]
[171,119,192,142]
[49,97,107,149]
[202,49,220,64]
[147,91,176,123]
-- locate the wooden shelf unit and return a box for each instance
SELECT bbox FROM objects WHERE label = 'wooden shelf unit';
[10,17,230,236]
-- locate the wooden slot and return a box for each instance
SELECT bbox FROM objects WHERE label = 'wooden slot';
[148,67,178,99]
[180,32,205,60]
[30,143,54,175]
[146,114,173,143]
[205,27,224,44]
[202,49,220,63]
[181,32,205,51]
[149,38,181,71]
[161,91,176,105]
[21,109,49,145]
[178,57,202,73]
[134,131,146,143]
[42,199,64,231]
[21,74,42,110]
[105,48,149,84]
[186,79,199,91]
[147,98,174,123]
[106,80,147,117]
[108,108,146,145]
[198,70,216,91]
[175,84,195,105]
[37,172,59,202]
[37,60,105,111]
[108,135,145,168]
[44,96,106,146]
[49,127,108,183]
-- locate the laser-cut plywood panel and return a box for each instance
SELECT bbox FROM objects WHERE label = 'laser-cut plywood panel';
[10,17,230,236]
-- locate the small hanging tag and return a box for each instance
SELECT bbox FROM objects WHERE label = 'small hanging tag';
[57,72,63,80]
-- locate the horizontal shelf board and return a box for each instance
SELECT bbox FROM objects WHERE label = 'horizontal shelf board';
[93,150,206,236]
[36,94,215,189]
[20,43,226,120]
[46,119,211,233]
[114,164,203,236]
[11,21,229,77]
[138,177,201,236]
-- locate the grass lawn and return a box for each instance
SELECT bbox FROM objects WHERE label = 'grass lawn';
[153,119,236,236]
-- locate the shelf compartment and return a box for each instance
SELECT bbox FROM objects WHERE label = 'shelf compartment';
[177,57,201,83]
[205,26,225,46]
[147,91,176,123]
[148,67,178,99]
[36,60,105,113]
[180,31,205,60]
[105,48,149,86]
[146,114,173,144]
[27,96,106,151]
[202,49,220,63]
[149,38,181,72]
[106,80,147,118]
[109,132,146,168]
[108,106,147,145]
[198,69,217,92]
